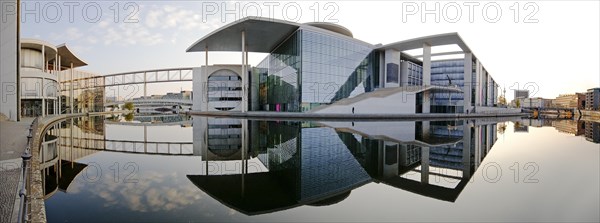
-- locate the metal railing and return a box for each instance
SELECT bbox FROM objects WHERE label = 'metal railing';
[17,118,38,223]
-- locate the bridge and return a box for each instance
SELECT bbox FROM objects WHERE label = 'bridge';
[58,136,194,156]
[59,67,195,113]
[105,99,193,107]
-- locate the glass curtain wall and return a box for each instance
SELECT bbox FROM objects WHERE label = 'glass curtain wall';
[301,29,377,111]
[257,28,379,112]
[430,59,465,113]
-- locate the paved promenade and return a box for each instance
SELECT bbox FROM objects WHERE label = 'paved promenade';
[0,118,33,223]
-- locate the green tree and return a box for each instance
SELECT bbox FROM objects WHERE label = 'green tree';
[498,95,507,106]
[122,102,135,111]
[515,99,521,108]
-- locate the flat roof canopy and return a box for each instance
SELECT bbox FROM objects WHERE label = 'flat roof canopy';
[57,44,88,68]
[187,17,300,53]
[378,33,472,53]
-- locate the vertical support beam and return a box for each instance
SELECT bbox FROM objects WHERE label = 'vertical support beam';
[204,46,209,112]
[41,46,45,72]
[475,60,481,107]
[58,55,62,114]
[462,122,472,179]
[41,47,46,117]
[487,73,493,106]
[421,146,430,185]
[464,53,473,113]
[422,43,431,86]
[421,44,432,114]
[143,72,147,98]
[241,30,247,112]
[41,78,45,117]
[70,63,74,114]
[246,50,249,111]
[16,0,21,121]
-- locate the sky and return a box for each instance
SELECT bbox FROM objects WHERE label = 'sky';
[19,0,600,100]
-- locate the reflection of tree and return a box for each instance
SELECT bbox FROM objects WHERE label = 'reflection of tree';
[514,121,522,129]
[124,113,134,122]
[497,123,507,135]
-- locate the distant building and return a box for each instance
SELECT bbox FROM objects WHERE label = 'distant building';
[513,97,551,108]
[576,93,586,109]
[552,94,583,109]
[585,88,600,110]
[514,90,529,99]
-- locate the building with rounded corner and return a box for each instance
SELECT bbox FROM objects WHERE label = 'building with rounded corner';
[20,38,89,117]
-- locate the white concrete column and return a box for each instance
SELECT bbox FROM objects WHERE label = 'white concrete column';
[475,60,481,107]
[143,72,147,98]
[422,91,430,113]
[463,53,473,113]
[41,46,45,72]
[205,47,209,111]
[70,63,74,114]
[462,123,472,179]
[246,50,249,111]
[241,30,247,112]
[474,125,481,168]
[41,78,45,117]
[421,146,430,184]
[422,43,431,86]
[487,73,493,106]
[58,55,61,114]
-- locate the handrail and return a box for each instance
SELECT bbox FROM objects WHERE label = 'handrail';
[17,117,38,223]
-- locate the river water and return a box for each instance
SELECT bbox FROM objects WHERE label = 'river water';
[40,115,599,222]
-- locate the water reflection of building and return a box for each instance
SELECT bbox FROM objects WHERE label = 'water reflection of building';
[552,120,585,136]
[188,118,500,215]
[40,116,104,198]
[584,122,600,143]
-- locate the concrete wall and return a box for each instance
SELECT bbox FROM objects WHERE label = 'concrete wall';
[1,0,18,121]
[313,90,417,114]
[476,106,521,114]
[192,65,245,111]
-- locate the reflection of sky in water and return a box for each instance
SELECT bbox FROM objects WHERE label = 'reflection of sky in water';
[44,121,599,222]
[105,124,193,142]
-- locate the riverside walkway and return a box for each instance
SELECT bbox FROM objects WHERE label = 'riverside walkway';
[187,111,527,121]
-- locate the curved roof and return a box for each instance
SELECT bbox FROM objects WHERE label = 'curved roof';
[304,22,353,37]
[57,44,88,68]
[187,17,300,53]
[377,32,472,53]
[21,38,57,60]
[187,17,365,53]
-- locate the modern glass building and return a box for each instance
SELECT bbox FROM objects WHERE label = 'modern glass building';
[188,17,500,114]
[254,28,379,112]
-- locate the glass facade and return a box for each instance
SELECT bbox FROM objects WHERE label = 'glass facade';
[430,59,466,113]
[257,28,379,112]
[403,60,423,86]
